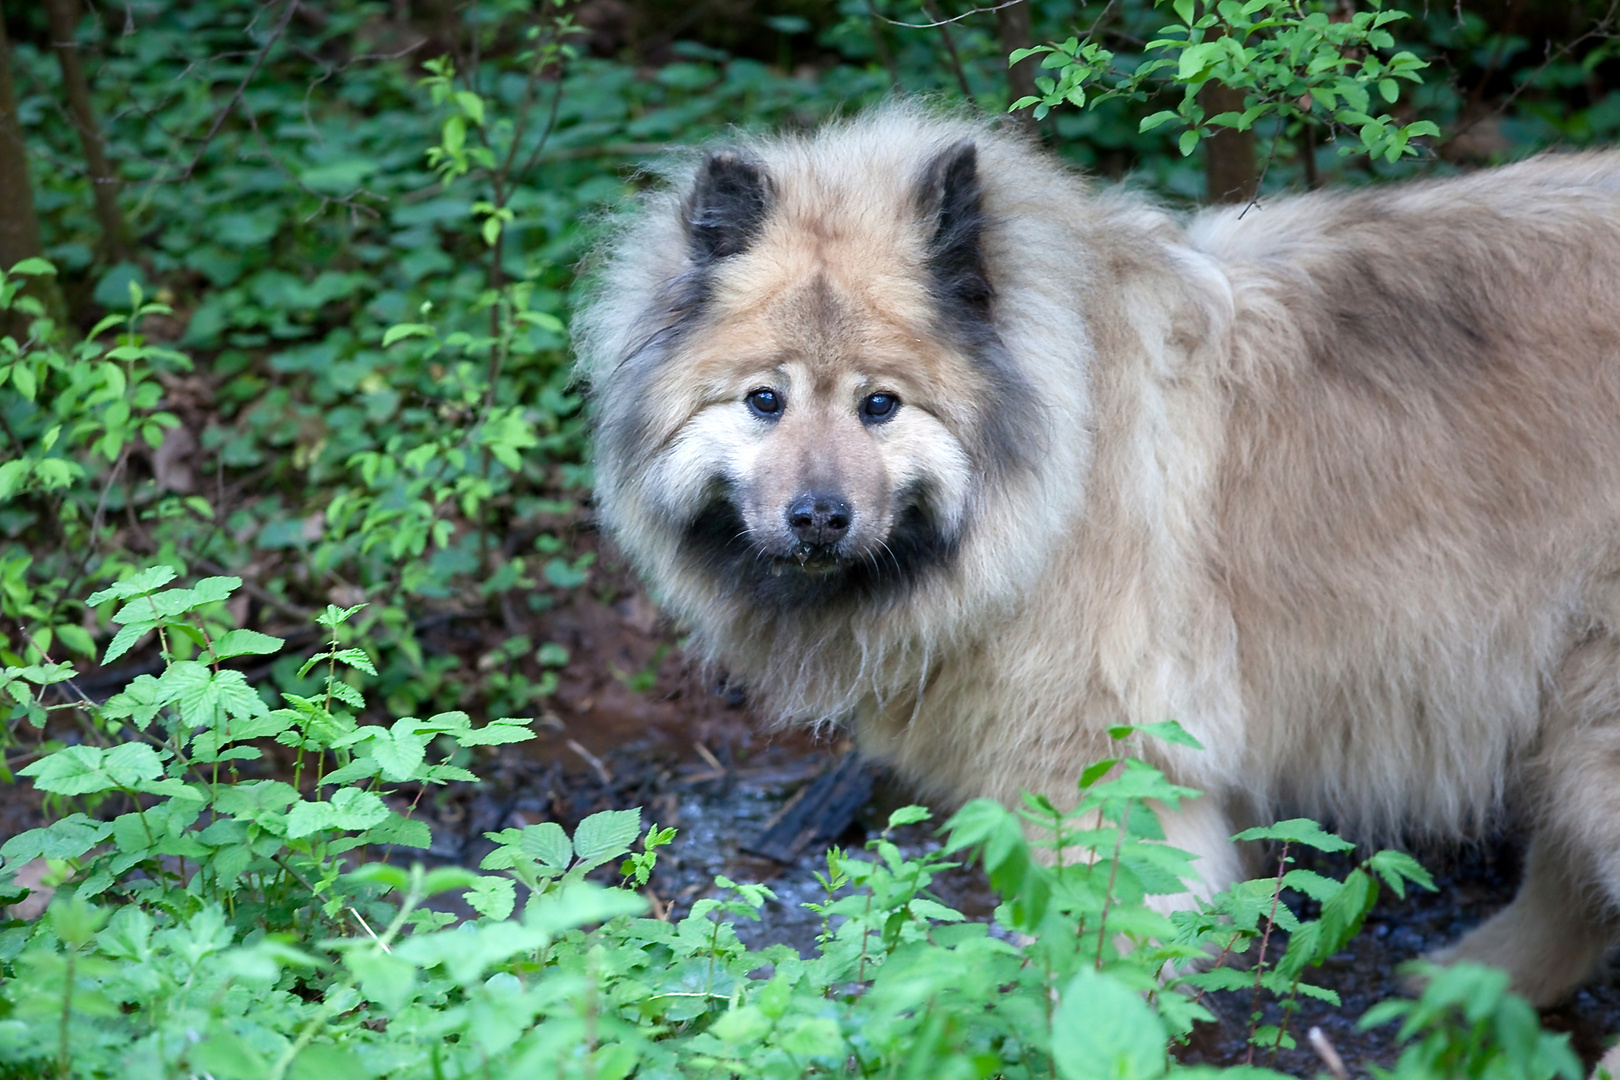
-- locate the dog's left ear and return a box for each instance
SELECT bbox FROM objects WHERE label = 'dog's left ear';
[916,139,992,321]
[685,151,772,263]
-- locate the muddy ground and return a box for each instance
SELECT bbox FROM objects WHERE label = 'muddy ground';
[10,559,1620,1076]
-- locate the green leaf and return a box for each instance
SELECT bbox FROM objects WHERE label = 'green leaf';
[285,788,390,839]
[20,745,113,795]
[886,805,931,829]
[1139,110,1179,133]
[289,1044,367,1080]
[1,814,113,863]
[210,629,285,660]
[102,742,164,787]
[8,257,55,277]
[1232,818,1355,852]
[520,821,573,868]
[191,1031,269,1079]
[1179,128,1201,156]
[381,323,436,348]
[101,623,152,665]
[465,876,516,920]
[372,718,429,781]
[1107,720,1204,749]
[573,808,642,871]
[1051,967,1167,1080]
[86,565,178,607]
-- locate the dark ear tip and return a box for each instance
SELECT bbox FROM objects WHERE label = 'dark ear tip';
[686,149,772,262]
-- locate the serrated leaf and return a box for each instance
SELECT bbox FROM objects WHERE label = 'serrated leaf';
[102,623,152,665]
[465,876,516,920]
[366,813,431,849]
[372,719,428,781]
[1232,818,1355,852]
[454,720,536,746]
[102,742,163,787]
[520,822,573,868]
[1,814,113,863]
[1051,967,1167,1080]
[331,647,377,675]
[210,629,285,660]
[85,566,178,606]
[20,745,112,795]
[285,788,389,839]
[573,808,642,871]
[328,680,366,709]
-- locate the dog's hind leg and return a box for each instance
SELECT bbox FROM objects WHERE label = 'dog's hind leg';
[1149,795,1246,911]
[1434,637,1620,1006]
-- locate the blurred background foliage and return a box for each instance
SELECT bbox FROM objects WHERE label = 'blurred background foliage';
[0,0,1617,748]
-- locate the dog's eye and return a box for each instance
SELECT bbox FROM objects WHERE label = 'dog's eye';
[860,392,899,423]
[746,388,782,418]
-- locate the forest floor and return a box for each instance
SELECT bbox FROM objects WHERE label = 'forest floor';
[7,553,1619,1075]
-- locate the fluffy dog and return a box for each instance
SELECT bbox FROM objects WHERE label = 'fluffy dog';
[575,104,1620,1004]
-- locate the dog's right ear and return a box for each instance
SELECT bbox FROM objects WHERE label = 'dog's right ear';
[685,152,772,263]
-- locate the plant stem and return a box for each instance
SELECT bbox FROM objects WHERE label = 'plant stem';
[1245,840,1291,1065]
[1094,802,1128,969]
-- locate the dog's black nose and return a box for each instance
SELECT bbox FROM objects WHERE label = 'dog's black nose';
[787,494,851,547]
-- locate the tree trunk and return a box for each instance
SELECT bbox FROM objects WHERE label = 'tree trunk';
[0,11,45,272]
[997,0,1038,134]
[1200,81,1260,204]
[45,0,131,262]
[0,11,66,326]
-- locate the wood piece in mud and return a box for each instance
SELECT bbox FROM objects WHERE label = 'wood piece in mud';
[744,752,873,864]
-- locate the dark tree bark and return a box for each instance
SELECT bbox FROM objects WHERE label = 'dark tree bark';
[45,0,131,262]
[1199,81,1260,204]
[0,11,45,272]
[997,0,1038,134]
[0,11,66,326]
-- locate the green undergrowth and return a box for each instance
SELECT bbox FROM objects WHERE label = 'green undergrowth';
[0,571,1584,1080]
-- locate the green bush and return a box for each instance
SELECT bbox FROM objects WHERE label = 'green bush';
[0,573,1583,1078]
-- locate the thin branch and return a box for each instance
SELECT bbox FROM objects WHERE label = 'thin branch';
[1448,0,1620,144]
[875,0,1025,29]
[176,0,299,184]
[921,0,977,102]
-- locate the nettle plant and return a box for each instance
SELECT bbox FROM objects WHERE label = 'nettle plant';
[0,572,1583,1078]
[1014,0,1439,163]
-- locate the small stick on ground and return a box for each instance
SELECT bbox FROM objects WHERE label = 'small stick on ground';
[1308,1026,1349,1080]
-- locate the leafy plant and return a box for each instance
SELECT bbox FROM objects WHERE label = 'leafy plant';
[0,580,1582,1077]
[1013,0,1438,163]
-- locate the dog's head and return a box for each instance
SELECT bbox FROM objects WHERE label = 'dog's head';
[590,130,1042,618]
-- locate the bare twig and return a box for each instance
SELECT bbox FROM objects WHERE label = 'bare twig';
[176,0,299,183]
[567,738,613,786]
[921,0,976,102]
[1448,0,1620,144]
[874,0,1025,29]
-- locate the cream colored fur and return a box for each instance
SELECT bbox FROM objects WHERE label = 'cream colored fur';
[576,104,1620,1005]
